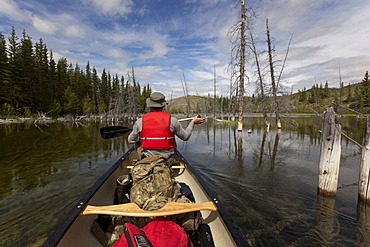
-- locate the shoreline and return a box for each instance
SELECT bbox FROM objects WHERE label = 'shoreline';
[0,113,365,125]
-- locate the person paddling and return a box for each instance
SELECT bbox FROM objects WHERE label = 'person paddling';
[128,92,205,158]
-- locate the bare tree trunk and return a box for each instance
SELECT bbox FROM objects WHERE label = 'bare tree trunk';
[266,18,281,129]
[181,70,191,117]
[168,90,173,112]
[359,117,370,202]
[249,29,268,124]
[238,0,246,132]
[338,63,343,117]
[213,64,216,118]
[276,33,293,88]
[126,68,138,118]
[318,107,341,196]
[132,67,139,117]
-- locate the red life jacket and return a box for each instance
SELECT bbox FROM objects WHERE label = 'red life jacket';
[140,112,175,150]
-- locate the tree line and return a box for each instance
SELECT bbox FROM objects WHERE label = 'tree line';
[0,27,151,118]
[296,71,370,114]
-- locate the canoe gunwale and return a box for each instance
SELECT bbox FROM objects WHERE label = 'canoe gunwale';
[42,147,135,247]
[175,150,249,247]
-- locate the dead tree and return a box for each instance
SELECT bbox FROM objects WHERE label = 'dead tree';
[237,0,246,132]
[213,65,217,118]
[266,18,281,129]
[228,0,247,131]
[318,107,341,196]
[181,70,191,117]
[249,29,269,126]
[359,117,370,202]
[126,68,139,118]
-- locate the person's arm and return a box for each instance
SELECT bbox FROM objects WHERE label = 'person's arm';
[171,115,205,141]
[171,117,194,141]
[128,118,142,143]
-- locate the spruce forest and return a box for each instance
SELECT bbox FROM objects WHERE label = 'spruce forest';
[0,27,152,119]
[1,28,370,119]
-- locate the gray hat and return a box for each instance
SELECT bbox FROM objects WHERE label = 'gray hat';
[146,92,168,108]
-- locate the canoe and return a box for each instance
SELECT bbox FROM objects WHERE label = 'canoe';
[42,147,248,247]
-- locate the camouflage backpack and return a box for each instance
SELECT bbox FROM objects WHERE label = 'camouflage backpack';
[130,155,182,211]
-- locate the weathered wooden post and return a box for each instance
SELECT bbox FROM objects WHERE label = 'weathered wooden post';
[358,117,370,202]
[318,107,341,195]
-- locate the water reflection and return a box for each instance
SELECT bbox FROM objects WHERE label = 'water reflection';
[315,194,339,245]
[0,116,369,246]
[178,117,367,246]
[357,200,370,246]
[0,122,132,246]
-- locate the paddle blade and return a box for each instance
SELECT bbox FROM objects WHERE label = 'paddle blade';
[100,126,132,139]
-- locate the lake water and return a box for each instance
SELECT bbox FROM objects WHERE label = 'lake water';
[0,116,368,246]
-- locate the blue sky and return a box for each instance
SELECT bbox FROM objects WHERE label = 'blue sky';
[1,0,370,99]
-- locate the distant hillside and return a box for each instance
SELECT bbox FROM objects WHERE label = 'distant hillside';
[167,95,212,115]
[167,81,368,116]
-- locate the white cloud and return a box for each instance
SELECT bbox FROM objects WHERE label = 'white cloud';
[82,0,134,16]
[106,48,126,59]
[0,0,28,21]
[32,16,57,34]
[138,37,172,61]
[63,24,86,39]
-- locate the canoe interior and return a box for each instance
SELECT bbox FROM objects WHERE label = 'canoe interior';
[49,149,242,247]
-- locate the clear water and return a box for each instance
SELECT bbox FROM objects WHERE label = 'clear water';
[0,117,368,246]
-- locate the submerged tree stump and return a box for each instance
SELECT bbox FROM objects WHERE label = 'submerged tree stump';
[318,107,341,196]
[359,117,370,203]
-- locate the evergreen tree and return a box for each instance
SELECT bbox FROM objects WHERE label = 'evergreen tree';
[346,83,352,102]
[63,85,79,115]
[324,81,329,97]
[71,63,88,103]
[0,32,10,105]
[85,61,92,101]
[100,68,109,112]
[34,38,50,111]
[56,58,68,102]
[91,67,100,114]
[140,83,151,112]
[19,30,34,111]
[360,71,370,109]
[7,27,22,110]
[49,50,56,101]
[82,94,93,114]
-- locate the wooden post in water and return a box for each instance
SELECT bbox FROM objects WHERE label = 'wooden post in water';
[318,107,341,196]
[358,117,370,202]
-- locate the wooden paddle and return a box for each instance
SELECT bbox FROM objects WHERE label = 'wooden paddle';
[100,126,132,139]
[81,201,217,217]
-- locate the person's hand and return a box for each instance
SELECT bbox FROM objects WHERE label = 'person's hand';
[192,115,206,124]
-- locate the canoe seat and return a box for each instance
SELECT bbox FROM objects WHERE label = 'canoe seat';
[81,201,217,217]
